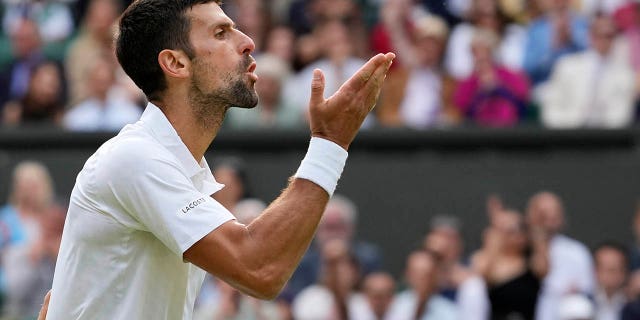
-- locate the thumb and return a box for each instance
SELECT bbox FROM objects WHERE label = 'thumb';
[309,69,325,107]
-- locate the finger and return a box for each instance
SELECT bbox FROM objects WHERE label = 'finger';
[364,54,394,90]
[363,54,394,94]
[384,52,396,61]
[342,53,387,91]
[363,56,394,110]
[309,69,326,108]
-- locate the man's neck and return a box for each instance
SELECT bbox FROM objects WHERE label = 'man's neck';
[152,97,226,162]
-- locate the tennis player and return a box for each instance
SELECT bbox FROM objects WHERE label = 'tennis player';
[44,0,394,319]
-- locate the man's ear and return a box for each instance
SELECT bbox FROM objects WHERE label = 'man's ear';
[158,49,191,79]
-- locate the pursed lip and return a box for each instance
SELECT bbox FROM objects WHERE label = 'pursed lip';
[247,61,257,73]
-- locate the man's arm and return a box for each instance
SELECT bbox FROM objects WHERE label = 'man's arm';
[184,53,395,299]
[37,290,50,320]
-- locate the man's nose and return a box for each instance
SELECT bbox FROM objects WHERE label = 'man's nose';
[238,30,255,55]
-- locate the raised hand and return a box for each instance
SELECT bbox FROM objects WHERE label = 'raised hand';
[308,52,395,150]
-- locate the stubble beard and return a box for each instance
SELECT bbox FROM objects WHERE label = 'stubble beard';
[188,55,259,130]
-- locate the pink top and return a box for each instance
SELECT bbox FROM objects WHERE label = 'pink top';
[454,66,530,127]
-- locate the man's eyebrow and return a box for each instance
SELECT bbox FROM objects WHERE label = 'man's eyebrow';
[210,21,235,30]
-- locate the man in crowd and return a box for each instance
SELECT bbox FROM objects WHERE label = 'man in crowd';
[526,191,595,320]
[593,242,629,320]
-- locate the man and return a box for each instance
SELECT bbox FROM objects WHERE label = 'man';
[0,161,57,318]
[0,18,45,109]
[593,242,628,320]
[423,216,489,320]
[44,1,394,319]
[359,272,396,320]
[523,0,589,87]
[541,14,636,128]
[386,250,458,320]
[526,191,595,320]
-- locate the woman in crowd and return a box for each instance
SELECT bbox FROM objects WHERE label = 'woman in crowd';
[472,209,549,320]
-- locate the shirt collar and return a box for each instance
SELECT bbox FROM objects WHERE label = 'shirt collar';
[138,102,215,180]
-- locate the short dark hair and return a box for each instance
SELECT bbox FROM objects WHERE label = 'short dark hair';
[116,0,221,101]
[594,241,628,266]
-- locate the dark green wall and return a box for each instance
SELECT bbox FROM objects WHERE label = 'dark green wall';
[1,128,638,277]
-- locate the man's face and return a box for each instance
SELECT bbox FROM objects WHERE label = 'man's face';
[405,252,438,295]
[186,3,258,112]
[590,18,617,56]
[363,273,395,317]
[316,206,352,245]
[595,247,627,294]
[527,194,564,234]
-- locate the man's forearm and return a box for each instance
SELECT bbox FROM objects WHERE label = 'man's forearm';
[244,178,330,293]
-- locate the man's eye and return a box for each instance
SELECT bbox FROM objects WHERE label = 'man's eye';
[215,30,226,38]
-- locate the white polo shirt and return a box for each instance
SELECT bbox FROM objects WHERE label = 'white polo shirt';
[47,103,236,320]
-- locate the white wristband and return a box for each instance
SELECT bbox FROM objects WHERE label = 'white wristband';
[294,137,348,196]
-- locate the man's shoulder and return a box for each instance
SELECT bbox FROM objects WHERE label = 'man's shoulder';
[90,125,175,176]
[553,234,591,255]
[428,293,458,313]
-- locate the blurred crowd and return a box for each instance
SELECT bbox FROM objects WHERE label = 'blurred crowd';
[2,159,640,320]
[1,0,640,131]
[3,0,640,318]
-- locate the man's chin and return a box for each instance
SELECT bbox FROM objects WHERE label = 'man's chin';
[230,96,259,109]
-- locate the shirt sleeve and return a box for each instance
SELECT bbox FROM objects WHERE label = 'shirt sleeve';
[106,148,235,257]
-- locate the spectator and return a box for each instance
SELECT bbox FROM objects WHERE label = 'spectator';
[291,239,367,320]
[526,191,595,320]
[193,277,281,320]
[63,54,142,132]
[453,28,530,127]
[211,157,250,212]
[2,61,64,126]
[3,203,65,319]
[288,0,368,52]
[224,0,271,53]
[380,1,452,128]
[0,18,45,109]
[523,0,589,87]
[622,269,640,320]
[541,14,636,128]
[613,1,640,119]
[424,215,490,320]
[2,0,74,45]
[192,195,281,320]
[0,161,55,249]
[386,250,458,320]
[65,0,122,105]
[288,0,369,70]
[471,209,549,320]
[356,271,396,320]
[226,54,303,129]
[445,0,527,80]
[593,242,628,320]
[262,25,296,65]
[629,204,640,271]
[283,20,368,126]
[0,161,56,313]
[580,0,628,17]
[286,194,382,297]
